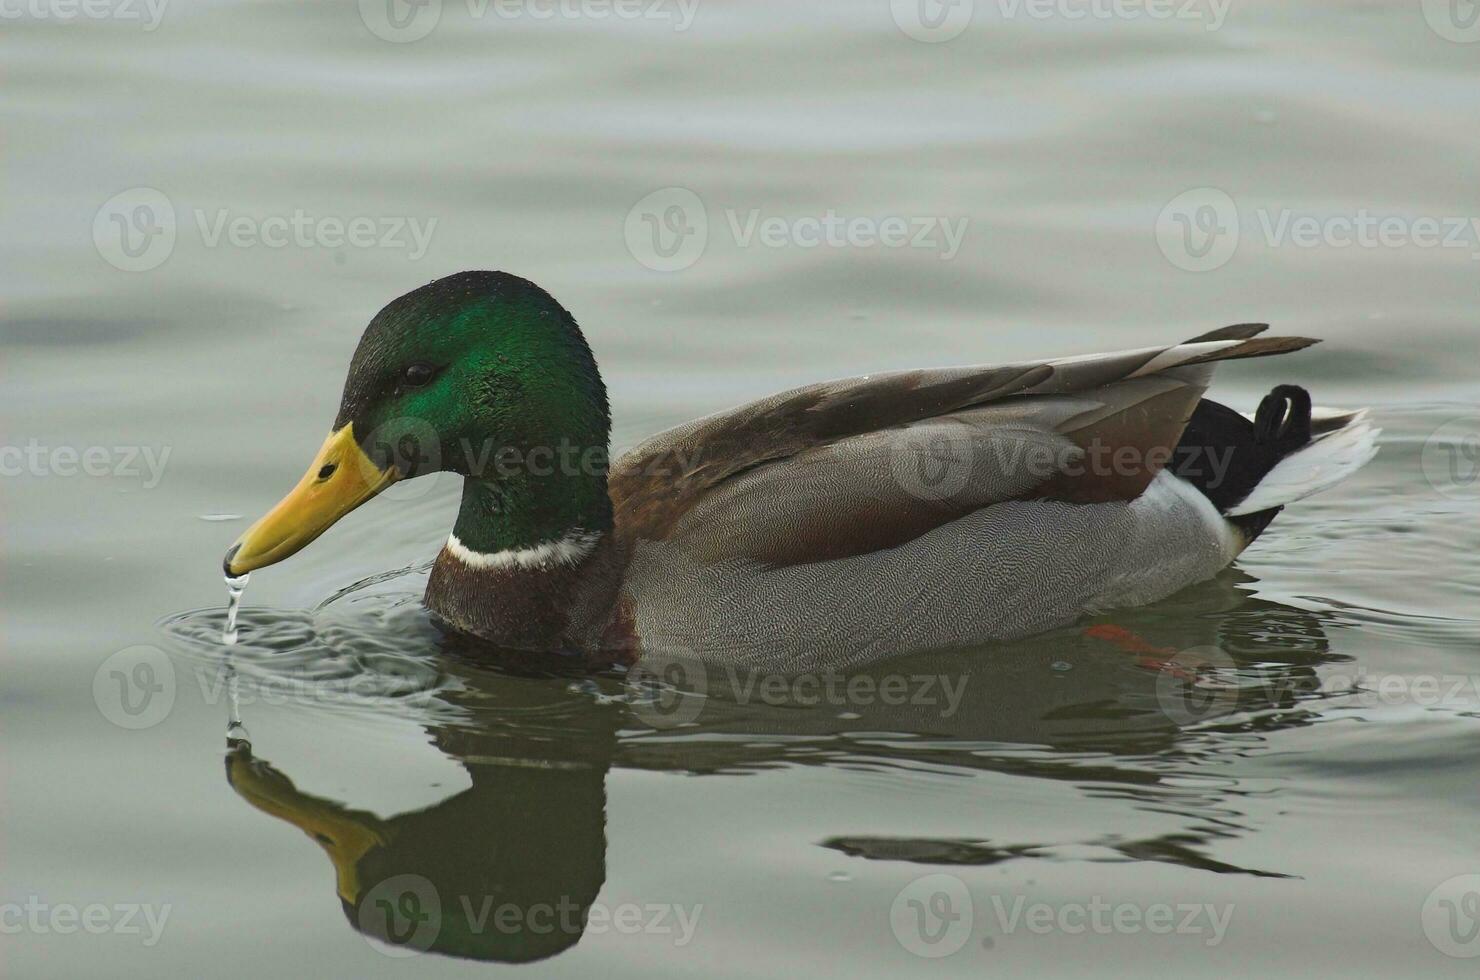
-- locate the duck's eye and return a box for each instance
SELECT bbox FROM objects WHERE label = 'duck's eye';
[402,363,435,388]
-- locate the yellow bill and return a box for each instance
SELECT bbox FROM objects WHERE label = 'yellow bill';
[223,425,397,576]
[226,744,388,903]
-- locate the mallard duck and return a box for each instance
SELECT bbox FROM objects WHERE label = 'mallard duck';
[224,271,1378,667]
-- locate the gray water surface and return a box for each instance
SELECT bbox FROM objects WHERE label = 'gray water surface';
[4,2,1480,976]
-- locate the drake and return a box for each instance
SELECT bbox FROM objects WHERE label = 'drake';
[224,271,1378,667]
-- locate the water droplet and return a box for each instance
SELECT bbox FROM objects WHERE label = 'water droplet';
[223,660,249,743]
[199,513,242,522]
[828,871,851,883]
[1052,660,1073,672]
[223,572,249,645]
[226,720,251,745]
[837,711,862,720]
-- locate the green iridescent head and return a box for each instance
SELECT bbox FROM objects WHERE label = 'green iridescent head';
[226,271,612,576]
[335,271,610,479]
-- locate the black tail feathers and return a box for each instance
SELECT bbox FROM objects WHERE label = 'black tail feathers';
[1173,385,1316,542]
[1253,385,1312,450]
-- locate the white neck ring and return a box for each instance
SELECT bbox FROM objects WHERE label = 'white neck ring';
[444,529,602,571]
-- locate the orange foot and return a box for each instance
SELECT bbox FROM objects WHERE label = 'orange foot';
[1083,624,1199,681]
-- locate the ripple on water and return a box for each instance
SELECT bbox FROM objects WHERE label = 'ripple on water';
[160,563,627,734]
[161,563,465,728]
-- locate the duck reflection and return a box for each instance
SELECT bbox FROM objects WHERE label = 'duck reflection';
[220,571,1335,963]
[225,672,615,963]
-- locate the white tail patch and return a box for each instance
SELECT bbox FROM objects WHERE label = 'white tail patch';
[1227,411,1380,516]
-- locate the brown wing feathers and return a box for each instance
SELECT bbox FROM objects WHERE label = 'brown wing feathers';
[609,329,1319,554]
